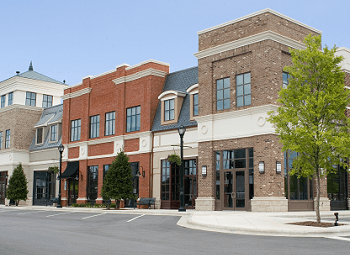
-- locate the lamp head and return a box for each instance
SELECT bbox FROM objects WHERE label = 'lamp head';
[178,125,186,136]
[58,144,64,153]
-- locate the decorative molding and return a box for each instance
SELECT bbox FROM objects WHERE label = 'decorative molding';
[125,59,170,70]
[28,160,59,166]
[113,69,168,85]
[116,63,130,69]
[197,8,321,35]
[186,84,199,94]
[62,87,92,100]
[194,31,306,60]
[0,104,43,113]
[158,90,186,100]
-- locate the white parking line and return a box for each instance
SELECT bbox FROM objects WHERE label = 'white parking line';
[46,212,74,217]
[327,237,350,242]
[82,214,104,220]
[18,211,45,215]
[127,214,145,223]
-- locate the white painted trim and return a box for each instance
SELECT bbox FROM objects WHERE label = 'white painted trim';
[82,75,93,80]
[125,59,169,70]
[195,104,278,122]
[34,115,55,128]
[29,160,59,166]
[0,104,43,113]
[116,63,130,69]
[113,69,168,85]
[62,87,92,100]
[153,143,199,153]
[197,8,321,35]
[69,82,82,88]
[158,90,186,100]
[29,147,57,154]
[186,84,199,94]
[194,31,306,60]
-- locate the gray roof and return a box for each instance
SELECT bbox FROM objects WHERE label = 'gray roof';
[152,66,198,132]
[0,62,65,84]
[30,104,63,151]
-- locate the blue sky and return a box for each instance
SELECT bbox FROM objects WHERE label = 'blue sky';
[1,0,349,85]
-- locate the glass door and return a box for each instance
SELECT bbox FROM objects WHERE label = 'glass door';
[223,170,246,210]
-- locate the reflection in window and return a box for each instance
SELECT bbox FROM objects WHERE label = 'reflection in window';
[50,125,57,141]
[71,119,81,141]
[126,106,141,132]
[105,112,115,136]
[8,92,13,105]
[42,95,53,108]
[193,93,199,116]
[90,115,100,138]
[87,166,98,202]
[164,99,175,121]
[216,78,230,110]
[283,72,290,88]
[25,92,36,106]
[236,73,251,107]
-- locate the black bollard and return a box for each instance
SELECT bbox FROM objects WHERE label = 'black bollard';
[334,212,339,226]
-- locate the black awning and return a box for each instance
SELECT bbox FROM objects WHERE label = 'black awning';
[60,161,79,178]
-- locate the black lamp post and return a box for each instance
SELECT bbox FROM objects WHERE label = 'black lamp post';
[57,144,64,208]
[178,125,186,212]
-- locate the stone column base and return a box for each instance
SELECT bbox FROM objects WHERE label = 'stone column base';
[251,197,288,212]
[195,197,215,211]
[314,197,330,211]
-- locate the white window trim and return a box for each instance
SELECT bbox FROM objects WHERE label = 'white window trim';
[36,127,44,145]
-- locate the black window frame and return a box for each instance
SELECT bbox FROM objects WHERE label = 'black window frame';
[87,165,99,202]
[126,106,141,132]
[25,92,36,106]
[193,93,199,116]
[216,77,230,111]
[236,73,251,107]
[164,99,175,121]
[50,125,57,141]
[42,94,53,108]
[36,128,43,144]
[105,111,115,136]
[70,119,81,142]
[8,92,13,105]
[5,129,10,149]
[90,115,100,139]
[1,95,5,108]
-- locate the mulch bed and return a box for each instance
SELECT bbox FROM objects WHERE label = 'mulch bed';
[289,221,343,228]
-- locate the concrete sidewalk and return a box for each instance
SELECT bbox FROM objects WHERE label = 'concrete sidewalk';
[2,205,350,238]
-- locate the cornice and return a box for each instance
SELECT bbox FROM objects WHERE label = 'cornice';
[197,8,321,35]
[194,31,306,60]
[195,104,278,123]
[113,69,168,85]
[125,59,170,70]
[0,104,43,113]
[186,84,199,94]
[62,87,92,100]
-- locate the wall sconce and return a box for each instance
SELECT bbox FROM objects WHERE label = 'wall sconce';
[259,161,265,174]
[276,161,281,174]
[202,165,207,177]
[139,166,145,178]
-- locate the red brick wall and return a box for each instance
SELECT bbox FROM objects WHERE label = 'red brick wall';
[68,147,79,159]
[124,138,139,152]
[88,142,114,156]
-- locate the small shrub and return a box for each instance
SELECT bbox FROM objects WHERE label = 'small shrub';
[93,204,101,208]
[78,203,86,207]
[71,203,78,207]
[110,203,116,208]
[101,203,108,208]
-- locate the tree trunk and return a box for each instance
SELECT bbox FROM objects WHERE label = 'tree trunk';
[315,169,321,223]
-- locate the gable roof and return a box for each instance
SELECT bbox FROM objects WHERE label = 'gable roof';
[152,66,198,132]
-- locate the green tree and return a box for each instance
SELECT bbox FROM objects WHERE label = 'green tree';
[6,164,29,206]
[268,34,350,223]
[101,151,134,208]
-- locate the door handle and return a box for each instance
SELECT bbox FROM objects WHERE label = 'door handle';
[231,192,236,199]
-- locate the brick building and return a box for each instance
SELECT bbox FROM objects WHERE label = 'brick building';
[60,60,169,206]
[0,62,67,205]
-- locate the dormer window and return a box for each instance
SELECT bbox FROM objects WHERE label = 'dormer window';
[164,99,175,121]
[50,125,57,142]
[158,90,186,125]
[186,84,199,121]
[36,128,43,144]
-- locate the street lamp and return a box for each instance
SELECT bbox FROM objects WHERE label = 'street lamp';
[57,144,64,208]
[178,125,186,212]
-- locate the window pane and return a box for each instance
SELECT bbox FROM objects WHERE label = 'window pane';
[237,86,243,96]
[169,99,174,109]
[217,100,223,111]
[237,96,243,107]
[224,78,230,88]
[217,90,223,100]
[224,88,230,99]
[223,99,230,109]
[244,84,251,94]
[244,73,251,83]
[164,100,169,110]
[193,94,198,105]
[244,95,251,105]
[169,109,174,120]
[236,75,243,85]
[216,79,223,90]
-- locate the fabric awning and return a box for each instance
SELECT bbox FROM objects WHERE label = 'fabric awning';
[60,161,79,178]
